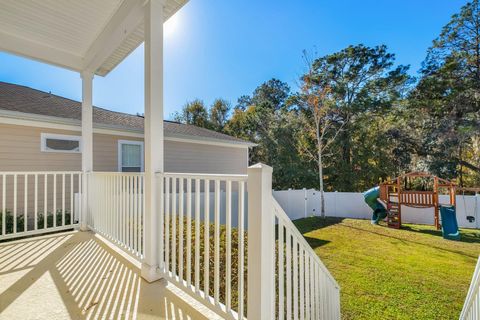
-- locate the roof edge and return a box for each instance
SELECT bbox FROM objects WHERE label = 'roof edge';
[0,108,256,148]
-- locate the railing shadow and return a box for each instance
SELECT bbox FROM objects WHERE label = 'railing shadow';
[293,216,346,234]
[0,231,212,319]
[302,236,331,249]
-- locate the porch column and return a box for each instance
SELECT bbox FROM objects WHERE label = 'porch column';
[80,71,94,231]
[141,0,165,282]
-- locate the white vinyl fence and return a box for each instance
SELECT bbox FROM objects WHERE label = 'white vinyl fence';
[274,189,480,228]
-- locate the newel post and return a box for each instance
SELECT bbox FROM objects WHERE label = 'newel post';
[247,163,275,320]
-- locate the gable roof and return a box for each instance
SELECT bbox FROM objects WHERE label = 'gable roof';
[0,81,254,147]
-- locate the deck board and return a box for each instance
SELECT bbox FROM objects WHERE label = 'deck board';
[0,231,218,320]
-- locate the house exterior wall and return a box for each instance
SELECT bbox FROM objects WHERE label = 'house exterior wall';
[0,123,248,174]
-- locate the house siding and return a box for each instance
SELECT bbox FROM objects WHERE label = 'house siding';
[0,123,248,174]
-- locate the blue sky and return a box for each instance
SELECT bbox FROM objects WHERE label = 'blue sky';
[0,0,469,119]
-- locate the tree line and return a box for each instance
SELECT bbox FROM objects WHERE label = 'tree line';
[173,0,480,192]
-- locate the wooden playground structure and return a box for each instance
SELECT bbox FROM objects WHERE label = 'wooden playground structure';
[379,172,457,229]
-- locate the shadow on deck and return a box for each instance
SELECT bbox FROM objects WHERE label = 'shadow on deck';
[0,231,217,319]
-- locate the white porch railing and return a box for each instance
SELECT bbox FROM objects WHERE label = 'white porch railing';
[87,172,145,258]
[0,171,82,241]
[273,198,341,319]
[157,172,248,319]
[460,256,480,320]
[3,167,340,319]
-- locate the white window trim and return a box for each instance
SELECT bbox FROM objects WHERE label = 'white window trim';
[118,140,144,172]
[41,133,82,153]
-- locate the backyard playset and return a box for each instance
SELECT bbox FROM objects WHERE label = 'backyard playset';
[363,172,475,240]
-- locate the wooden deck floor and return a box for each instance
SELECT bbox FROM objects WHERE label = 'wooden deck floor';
[0,231,220,320]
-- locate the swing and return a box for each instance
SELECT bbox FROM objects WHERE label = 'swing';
[463,190,478,224]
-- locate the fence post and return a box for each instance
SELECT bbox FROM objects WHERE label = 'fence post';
[247,163,275,320]
[304,188,307,218]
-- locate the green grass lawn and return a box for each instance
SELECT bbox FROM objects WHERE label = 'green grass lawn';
[293,217,480,320]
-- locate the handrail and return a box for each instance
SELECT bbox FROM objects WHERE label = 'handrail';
[161,172,248,181]
[0,171,82,174]
[460,256,480,319]
[87,171,145,176]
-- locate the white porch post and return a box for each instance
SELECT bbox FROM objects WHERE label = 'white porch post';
[80,71,94,231]
[247,163,275,319]
[141,0,164,282]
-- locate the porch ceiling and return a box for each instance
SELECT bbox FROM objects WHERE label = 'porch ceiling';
[0,0,188,76]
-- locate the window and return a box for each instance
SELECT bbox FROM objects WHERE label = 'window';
[118,140,144,172]
[41,133,81,153]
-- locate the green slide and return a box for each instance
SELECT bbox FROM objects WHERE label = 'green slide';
[440,205,461,241]
[363,187,388,224]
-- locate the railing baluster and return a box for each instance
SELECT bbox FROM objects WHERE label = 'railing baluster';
[286,229,292,320]
[300,247,305,320]
[186,178,192,287]
[226,180,232,312]
[204,179,210,298]
[62,173,65,226]
[293,240,298,320]
[24,174,28,232]
[194,178,201,293]
[305,254,310,320]
[128,175,133,250]
[122,175,126,247]
[34,174,38,230]
[70,174,73,226]
[165,177,170,274]
[238,180,245,319]
[44,174,48,229]
[114,175,118,241]
[2,174,5,235]
[178,177,184,282]
[53,173,57,228]
[13,174,17,234]
[279,219,284,320]
[214,179,220,305]
[133,175,138,253]
[172,177,177,278]
[78,173,81,226]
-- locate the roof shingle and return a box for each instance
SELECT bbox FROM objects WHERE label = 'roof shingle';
[0,81,251,145]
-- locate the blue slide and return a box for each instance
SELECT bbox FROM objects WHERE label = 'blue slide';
[440,206,461,241]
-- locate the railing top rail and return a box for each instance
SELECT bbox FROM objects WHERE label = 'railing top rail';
[88,172,145,176]
[271,197,340,289]
[460,256,480,319]
[401,190,435,194]
[159,172,248,181]
[0,171,82,175]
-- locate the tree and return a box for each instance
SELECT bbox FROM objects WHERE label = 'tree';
[173,99,210,128]
[411,0,480,185]
[250,78,290,110]
[292,54,347,218]
[209,98,231,131]
[307,44,410,191]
